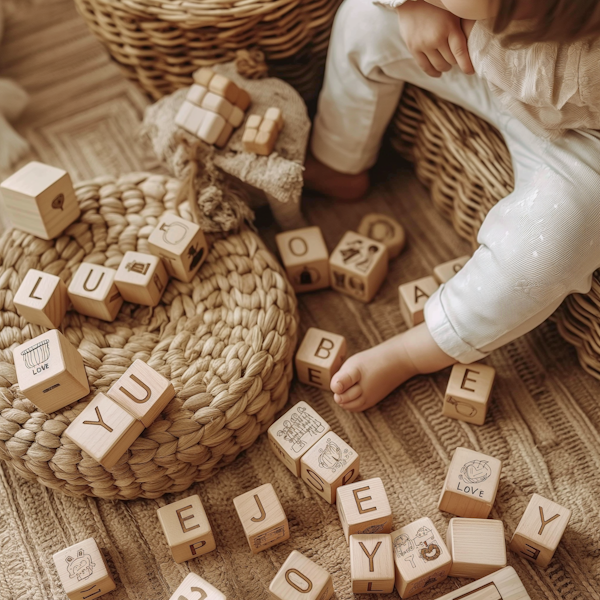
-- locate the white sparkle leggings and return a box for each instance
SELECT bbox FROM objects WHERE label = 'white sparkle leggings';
[311,0,600,363]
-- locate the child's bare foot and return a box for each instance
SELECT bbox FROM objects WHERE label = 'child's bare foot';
[304,153,369,201]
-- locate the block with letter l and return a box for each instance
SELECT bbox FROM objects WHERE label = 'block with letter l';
[14,269,69,329]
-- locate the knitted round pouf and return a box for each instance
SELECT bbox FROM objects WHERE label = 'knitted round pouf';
[0,172,298,499]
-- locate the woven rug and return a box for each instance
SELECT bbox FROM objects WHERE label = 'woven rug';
[1,1,599,599]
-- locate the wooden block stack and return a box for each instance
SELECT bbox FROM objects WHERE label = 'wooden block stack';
[242,107,284,156]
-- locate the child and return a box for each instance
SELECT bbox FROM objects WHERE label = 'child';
[305,0,600,412]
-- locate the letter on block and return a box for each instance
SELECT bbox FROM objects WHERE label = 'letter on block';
[64,393,144,469]
[336,477,393,543]
[270,550,334,600]
[358,213,406,259]
[148,213,208,282]
[433,255,470,284]
[350,534,395,594]
[53,537,115,600]
[275,226,330,293]
[157,494,216,563]
[68,263,123,322]
[447,518,507,579]
[169,573,226,600]
[14,269,69,329]
[443,363,496,426]
[233,483,290,554]
[0,161,80,240]
[295,328,346,390]
[13,329,89,412]
[391,517,452,598]
[267,401,330,476]
[114,251,169,307]
[300,432,359,504]
[330,231,389,303]
[398,276,439,328]
[438,447,502,519]
[509,493,571,568]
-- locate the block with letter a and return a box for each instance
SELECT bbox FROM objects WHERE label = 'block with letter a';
[398,276,439,328]
[443,363,496,425]
[350,533,395,594]
[269,550,334,600]
[295,327,346,391]
[157,494,216,563]
[169,573,226,600]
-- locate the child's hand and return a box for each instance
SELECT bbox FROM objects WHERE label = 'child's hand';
[396,0,474,77]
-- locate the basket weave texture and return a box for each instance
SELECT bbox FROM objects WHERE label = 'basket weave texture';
[391,85,600,380]
[0,172,298,500]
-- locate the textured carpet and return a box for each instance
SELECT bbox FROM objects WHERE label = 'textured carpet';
[1,1,600,599]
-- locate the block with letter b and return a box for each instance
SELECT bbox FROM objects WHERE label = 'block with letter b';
[67,263,123,322]
[157,494,216,563]
[350,534,395,594]
[114,251,169,306]
[14,269,69,329]
[270,550,334,600]
[295,327,346,391]
[398,276,439,328]
[434,255,470,284]
[169,573,226,600]
[443,363,496,425]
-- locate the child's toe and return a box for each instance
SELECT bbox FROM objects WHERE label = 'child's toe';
[337,384,363,404]
[330,365,362,394]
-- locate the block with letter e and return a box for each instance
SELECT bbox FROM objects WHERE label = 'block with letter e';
[443,363,495,425]
[295,327,346,391]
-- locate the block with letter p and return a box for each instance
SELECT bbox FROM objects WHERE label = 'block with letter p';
[443,363,495,425]
[295,328,346,391]
[270,550,334,600]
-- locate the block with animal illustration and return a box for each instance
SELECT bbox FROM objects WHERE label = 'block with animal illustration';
[68,263,123,322]
[438,447,502,519]
[398,276,439,328]
[350,534,395,594]
[52,537,115,600]
[14,269,69,329]
[13,329,89,412]
[433,567,531,600]
[433,255,470,284]
[329,231,389,303]
[233,483,290,554]
[358,213,406,259]
[391,517,452,598]
[169,573,226,600]
[269,550,334,600]
[267,401,331,476]
[509,493,571,568]
[114,251,169,306]
[295,328,346,390]
[157,494,216,563]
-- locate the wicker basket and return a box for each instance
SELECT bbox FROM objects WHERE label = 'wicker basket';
[0,172,298,499]
[391,85,600,380]
[73,0,343,101]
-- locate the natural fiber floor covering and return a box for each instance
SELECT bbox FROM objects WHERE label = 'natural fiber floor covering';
[2,1,600,599]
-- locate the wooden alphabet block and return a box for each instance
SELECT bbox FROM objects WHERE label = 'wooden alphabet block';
[443,363,496,425]
[233,483,290,554]
[148,213,208,282]
[358,213,406,259]
[434,255,470,284]
[268,400,331,476]
[186,84,208,106]
[13,329,89,412]
[432,567,531,600]
[236,88,251,112]
[270,550,334,600]
[14,269,69,328]
[68,263,123,322]
[399,276,439,328]
[201,91,233,120]
[447,518,507,579]
[350,534,395,594]
[169,573,226,600]
[64,393,144,469]
[336,477,393,543]
[275,226,330,293]
[391,517,451,598]
[209,74,239,104]
[114,251,169,306]
[438,447,502,519]
[157,494,216,563]
[295,328,346,390]
[53,537,115,600]
[509,493,571,568]
[330,231,389,303]
[265,107,284,132]
[0,161,80,240]
[193,67,215,87]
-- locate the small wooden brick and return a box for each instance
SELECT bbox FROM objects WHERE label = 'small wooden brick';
[186,84,208,106]
[438,447,502,519]
[198,111,227,145]
[177,104,206,135]
[14,268,69,329]
[443,363,495,426]
[169,573,226,600]
[336,477,393,543]
[509,493,571,568]
[157,494,216,563]
[255,128,278,156]
[201,91,233,120]
[432,567,531,600]
[53,537,115,600]
[242,127,258,153]
[233,483,290,554]
[68,263,123,322]
[269,550,334,600]
[193,67,215,87]
[13,329,89,412]
[216,122,234,148]
[265,107,284,132]
[358,213,406,259]
[434,255,470,284]
[175,101,194,128]
[235,88,251,112]
[208,74,239,104]
[295,328,346,390]
[114,251,169,307]
[228,105,245,128]
[398,276,439,328]
[350,534,395,594]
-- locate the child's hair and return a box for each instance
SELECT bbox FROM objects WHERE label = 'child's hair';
[494,0,600,44]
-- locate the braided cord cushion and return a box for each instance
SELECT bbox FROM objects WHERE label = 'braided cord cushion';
[0,173,298,499]
[390,85,600,380]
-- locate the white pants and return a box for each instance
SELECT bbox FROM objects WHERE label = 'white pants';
[311,0,600,363]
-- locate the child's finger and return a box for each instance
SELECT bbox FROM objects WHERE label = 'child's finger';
[448,30,474,74]
[415,52,442,78]
[439,41,458,66]
[426,49,453,74]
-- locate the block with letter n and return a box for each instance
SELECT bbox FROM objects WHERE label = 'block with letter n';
[295,327,346,391]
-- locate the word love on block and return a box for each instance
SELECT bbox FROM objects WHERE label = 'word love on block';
[337,477,393,543]
[53,537,115,600]
[0,161,80,240]
[433,255,470,284]
[13,329,89,412]
[509,493,571,568]
[157,494,216,563]
[443,363,496,426]
[438,447,502,519]
[148,213,208,282]
[358,213,406,259]
[398,276,439,329]
[233,483,290,554]
[268,401,331,476]
[169,573,226,600]
[330,231,388,303]
[275,226,330,293]
[391,517,451,599]
[350,534,395,594]
[270,551,334,600]
[295,328,346,390]
[14,269,69,329]
[114,251,169,307]
[68,263,123,322]
[242,107,284,156]
[434,567,531,600]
